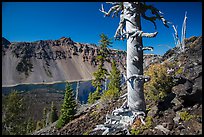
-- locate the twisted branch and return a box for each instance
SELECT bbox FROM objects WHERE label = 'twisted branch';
[99,2,126,40]
[99,2,123,17]
[172,25,181,47]
[140,2,171,29]
[114,11,127,40]
[142,46,154,51]
[127,29,158,43]
[126,74,150,83]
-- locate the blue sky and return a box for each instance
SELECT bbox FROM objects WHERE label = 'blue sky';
[2,2,202,55]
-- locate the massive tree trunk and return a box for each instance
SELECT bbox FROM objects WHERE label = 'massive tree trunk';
[95,2,170,134]
[124,2,146,113]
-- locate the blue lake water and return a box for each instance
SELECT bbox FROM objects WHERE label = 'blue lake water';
[2,80,96,104]
[2,76,125,104]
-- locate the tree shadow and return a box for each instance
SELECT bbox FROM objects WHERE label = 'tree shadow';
[157,92,176,112]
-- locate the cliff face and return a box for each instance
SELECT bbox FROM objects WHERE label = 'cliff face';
[2,37,127,86]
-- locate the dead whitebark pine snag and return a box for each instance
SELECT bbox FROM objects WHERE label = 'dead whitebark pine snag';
[93,2,170,135]
[181,11,187,52]
[75,81,80,101]
[172,11,187,53]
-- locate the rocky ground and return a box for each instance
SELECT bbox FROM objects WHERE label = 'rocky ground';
[33,36,202,135]
[135,36,202,135]
[32,85,127,135]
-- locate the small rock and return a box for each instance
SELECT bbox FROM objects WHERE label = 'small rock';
[173,115,180,124]
[170,130,175,135]
[173,104,182,111]
[171,97,182,106]
[192,104,199,109]
[162,123,167,128]
[177,124,185,130]
[172,84,186,97]
[180,129,187,135]
[155,125,170,135]
[193,62,198,66]
[156,129,165,135]
[196,117,202,123]
[147,106,158,117]
[143,129,154,135]
[184,80,193,93]
[167,121,174,130]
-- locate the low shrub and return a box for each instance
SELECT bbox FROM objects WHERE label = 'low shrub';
[179,111,194,121]
[144,63,174,102]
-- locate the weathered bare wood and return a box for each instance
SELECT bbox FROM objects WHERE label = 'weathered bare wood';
[143,46,154,51]
[75,81,80,101]
[172,11,187,52]
[96,2,170,134]
[181,11,187,52]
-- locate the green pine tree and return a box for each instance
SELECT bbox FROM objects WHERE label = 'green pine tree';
[102,60,121,100]
[89,33,112,104]
[108,60,121,91]
[97,33,112,64]
[2,90,27,135]
[42,107,47,127]
[26,117,35,134]
[87,89,101,104]
[92,64,109,92]
[56,82,77,129]
[49,101,58,124]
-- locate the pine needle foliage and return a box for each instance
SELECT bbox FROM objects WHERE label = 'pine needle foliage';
[89,34,112,104]
[102,60,121,101]
[49,101,58,124]
[56,82,76,129]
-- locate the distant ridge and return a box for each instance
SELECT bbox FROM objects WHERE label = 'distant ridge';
[2,37,126,86]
